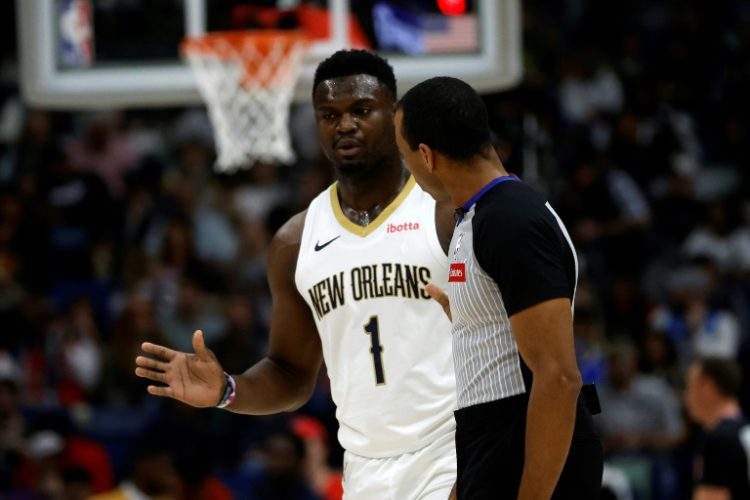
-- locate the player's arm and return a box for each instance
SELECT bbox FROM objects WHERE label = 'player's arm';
[512,298,581,500]
[693,486,730,500]
[228,211,323,413]
[136,211,323,414]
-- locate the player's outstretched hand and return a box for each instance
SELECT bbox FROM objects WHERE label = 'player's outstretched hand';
[426,283,451,320]
[135,330,225,408]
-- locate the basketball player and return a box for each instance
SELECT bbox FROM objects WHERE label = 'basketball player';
[395,76,603,499]
[135,51,458,499]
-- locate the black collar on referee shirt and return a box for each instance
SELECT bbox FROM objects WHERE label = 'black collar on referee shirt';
[455,174,520,224]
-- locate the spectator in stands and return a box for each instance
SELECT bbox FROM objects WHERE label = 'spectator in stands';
[91,443,180,500]
[598,341,684,452]
[13,110,57,182]
[291,415,343,500]
[37,147,115,287]
[97,291,165,405]
[640,328,681,388]
[0,2,747,499]
[597,340,684,499]
[67,112,139,199]
[0,352,29,493]
[61,466,92,500]
[176,443,233,500]
[211,291,267,374]
[563,152,651,275]
[559,149,652,338]
[682,201,739,272]
[649,266,742,365]
[43,296,103,406]
[250,430,320,500]
[559,50,624,126]
[157,275,226,352]
[24,423,114,498]
[573,281,608,386]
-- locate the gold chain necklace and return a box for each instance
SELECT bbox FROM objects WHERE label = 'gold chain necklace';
[340,171,408,227]
[342,204,385,227]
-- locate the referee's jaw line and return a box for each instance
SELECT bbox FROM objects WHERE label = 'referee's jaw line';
[394,111,450,203]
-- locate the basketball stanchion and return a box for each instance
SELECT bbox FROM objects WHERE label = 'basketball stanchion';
[182,31,309,171]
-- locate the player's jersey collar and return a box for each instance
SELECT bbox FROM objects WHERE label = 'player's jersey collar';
[330,175,417,237]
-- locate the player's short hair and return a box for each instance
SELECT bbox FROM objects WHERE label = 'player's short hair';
[313,49,397,99]
[398,76,492,161]
[697,357,742,398]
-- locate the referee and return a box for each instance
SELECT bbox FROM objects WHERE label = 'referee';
[395,77,603,499]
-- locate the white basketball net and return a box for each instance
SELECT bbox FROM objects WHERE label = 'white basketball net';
[183,33,308,171]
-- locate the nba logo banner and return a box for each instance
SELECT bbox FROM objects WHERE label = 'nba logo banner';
[449,263,466,282]
[59,0,94,67]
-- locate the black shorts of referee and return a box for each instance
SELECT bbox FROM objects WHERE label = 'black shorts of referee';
[454,392,603,499]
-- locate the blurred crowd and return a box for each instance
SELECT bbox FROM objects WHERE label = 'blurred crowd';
[509,1,750,499]
[0,0,749,499]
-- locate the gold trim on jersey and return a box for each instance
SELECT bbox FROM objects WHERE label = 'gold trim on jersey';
[329,175,417,237]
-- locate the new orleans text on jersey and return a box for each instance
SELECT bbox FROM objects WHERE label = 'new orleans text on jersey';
[307,263,432,320]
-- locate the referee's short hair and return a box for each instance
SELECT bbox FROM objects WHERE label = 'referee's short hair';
[697,357,742,398]
[397,76,493,161]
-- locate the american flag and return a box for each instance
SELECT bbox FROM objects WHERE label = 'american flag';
[421,14,478,54]
[373,3,478,55]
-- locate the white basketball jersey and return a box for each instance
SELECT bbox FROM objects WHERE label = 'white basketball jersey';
[295,176,456,458]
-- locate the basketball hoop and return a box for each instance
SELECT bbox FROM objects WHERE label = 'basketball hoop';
[182,31,309,171]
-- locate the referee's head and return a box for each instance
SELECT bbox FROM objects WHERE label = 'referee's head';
[394,77,505,204]
[396,76,494,161]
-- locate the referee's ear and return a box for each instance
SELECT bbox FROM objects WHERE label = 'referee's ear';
[418,143,435,173]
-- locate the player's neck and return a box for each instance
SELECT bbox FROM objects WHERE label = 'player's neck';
[336,162,409,226]
[704,399,743,430]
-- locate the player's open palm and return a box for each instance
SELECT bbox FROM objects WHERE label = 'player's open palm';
[135,330,224,408]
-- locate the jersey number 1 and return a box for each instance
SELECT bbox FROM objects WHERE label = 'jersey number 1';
[364,316,386,385]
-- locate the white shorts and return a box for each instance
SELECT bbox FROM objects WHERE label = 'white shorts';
[342,429,456,500]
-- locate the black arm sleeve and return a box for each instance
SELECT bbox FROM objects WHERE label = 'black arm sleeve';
[473,199,574,317]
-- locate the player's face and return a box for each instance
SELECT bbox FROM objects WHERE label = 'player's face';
[313,75,397,173]
[683,363,706,424]
[394,110,449,202]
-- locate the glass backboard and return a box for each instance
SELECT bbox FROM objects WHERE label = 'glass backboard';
[17,0,521,109]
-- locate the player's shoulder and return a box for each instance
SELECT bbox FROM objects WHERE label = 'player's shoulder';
[266,209,309,282]
[270,209,308,254]
[708,418,747,442]
[703,427,744,460]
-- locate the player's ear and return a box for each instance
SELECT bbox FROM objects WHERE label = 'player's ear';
[418,143,434,172]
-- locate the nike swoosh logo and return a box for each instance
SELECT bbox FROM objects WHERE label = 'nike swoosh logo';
[314,235,341,251]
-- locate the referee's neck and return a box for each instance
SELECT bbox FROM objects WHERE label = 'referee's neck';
[444,158,509,209]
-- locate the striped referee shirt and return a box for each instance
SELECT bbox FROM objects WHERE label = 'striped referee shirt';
[448,176,578,409]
